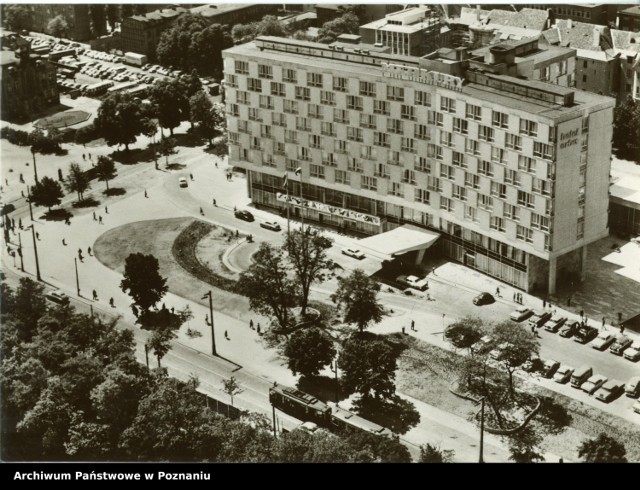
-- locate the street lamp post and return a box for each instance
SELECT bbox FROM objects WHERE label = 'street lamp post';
[31,148,39,184]
[17,232,24,272]
[26,186,34,221]
[74,257,81,296]
[479,397,486,463]
[28,225,41,281]
[202,290,217,356]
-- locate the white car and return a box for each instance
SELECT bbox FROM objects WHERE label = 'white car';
[510,307,533,322]
[623,341,640,362]
[342,247,365,260]
[260,221,281,231]
[581,374,608,395]
[178,177,188,188]
[396,275,428,291]
[590,332,616,351]
[553,365,574,384]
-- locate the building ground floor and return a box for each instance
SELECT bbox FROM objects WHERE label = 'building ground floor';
[609,201,640,239]
[246,170,587,295]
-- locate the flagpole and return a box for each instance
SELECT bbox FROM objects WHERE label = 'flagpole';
[299,172,304,233]
[286,174,290,236]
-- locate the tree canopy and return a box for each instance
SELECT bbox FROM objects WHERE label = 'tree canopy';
[577,433,627,463]
[95,156,117,191]
[3,4,33,32]
[64,162,91,202]
[317,13,360,44]
[47,15,69,38]
[93,92,154,150]
[30,176,64,212]
[120,253,168,312]
[331,269,384,332]
[612,96,640,163]
[283,327,336,377]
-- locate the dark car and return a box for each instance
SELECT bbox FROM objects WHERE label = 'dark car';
[473,292,495,306]
[559,321,579,338]
[573,325,598,344]
[234,210,254,222]
[528,310,552,328]
[542,359,560,378]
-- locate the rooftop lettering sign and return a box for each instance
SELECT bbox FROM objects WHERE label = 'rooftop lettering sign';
[276,193,381,226]
[381,62,463,91]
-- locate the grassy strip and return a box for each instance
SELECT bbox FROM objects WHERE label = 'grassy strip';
[172,220,239,293]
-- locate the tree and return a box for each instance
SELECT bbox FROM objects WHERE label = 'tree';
[491,321,539,397]
[149,79,187,135]
[120,5,133,19]
[221,377,242,406]
[64,162,91,202]
[612,96,640,163]
[419,443,455,463]
[231,15,287,43]
[274,429,353,463]
[236,243,298,333]
[13,278,47,339]
[285,228,336,315]
[211,135,228,159]
[444,317,484,354]
[30,177,64,212]
[4,5,33,32]
[317,13,360,44]
[105,4,120,31]
[283,327,336,377]
[158,137,176,167]
[340,334,397,400]
[577,433,627,463]
[95,156,117,191]
[89,5,107,37]
[93,92,152,151]
[508,426,545,463]
[189,91,223,145]
[331,269,384,332]
[47,15,69,38]
[146,328,175,368]
[120,253,168,312]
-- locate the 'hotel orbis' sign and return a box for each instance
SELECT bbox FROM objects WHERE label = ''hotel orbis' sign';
[276,193,381,226]
[559,128,579,149]
[381,63,463,92]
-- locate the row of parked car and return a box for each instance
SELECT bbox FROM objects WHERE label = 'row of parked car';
[83,49,122,63]
[78,61,155,85]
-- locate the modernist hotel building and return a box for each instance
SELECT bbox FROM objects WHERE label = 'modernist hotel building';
[222,36,614,294]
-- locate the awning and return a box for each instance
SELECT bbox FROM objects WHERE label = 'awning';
[357,224,441,261]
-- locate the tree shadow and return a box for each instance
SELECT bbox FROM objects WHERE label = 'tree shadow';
[110,148,154,165]
[352,395,420,435]
[103,187,126,197]
[297,375,348,404]
[173,132,205,148]
[166,163,186,171]
[43,208,73,222]
[72,197,100,208]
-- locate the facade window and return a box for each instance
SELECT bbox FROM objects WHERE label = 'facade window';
[414,124,430,140]
[286,159,298,171]
[491,147,507,164]
[228,132,239,144]
[465,205,478,222]
[478,160,493,177]
[517,190,535,209]
[492,111,509,128]
[296,117,311,131]
[518,156,536,173]
[238,120,249,134]
[453,117,468,134]
[440,196,454,212]
[348,157,362,172]
[333,109,349,124]
[335,140,349,154]
[581,134,588,151]
[234,60,249,74]
[452,184,467,201]
[534,141,554,160]
[401,105,416,121]
[284,100,298,114]
[225,74,238,87]
[310,164,325,178]
[440,131,453,147]
[479,194,493,211]
[272,113,286,127]
[401,138,416,153]
[388,150,401,165]
[426,176,441,192]
[237,91,249,104]
[466,103,481,121]
[270,82,285,96]
[373,100,390,115]
[309,134,322,149]
[321,122,336,136]
[259,95,273,109]
[415,188,430,204]
[387,118,403,134]
[402,169,416,184]
[505,169,520,186]
[519,119,538,137]
[360,146,377,160]
[491,182,507,199]
[347,126,363,142]
[414,90,432,106]
[441,96,456,113]
[490,216,505,232]
[320,90,335,106]
[387,86,404,102]
[435,146,443,160]
[359,81,376,97]
[262,154,275,167]
[452,151,467,168]
[577,219,585,240]
[307,72,323,88]
[360,114,377,129]
[247,78,262,92]
[479,125,494,142]
[258,64,273,79]
[335,169,350,185]
[505,133,522,151]
[347,95,363,111]
[283,69,297,83]
[389,182,404,197]
[285,130,298,143]
[295,86,310,101]
[533,178,552,196]
[582,117,589,133]
[333,76,348,92]
[322,152,337,167]
[308,104,323,119]
[516,225,533,243]
[440,164,454,180]
[374,132,390,147]
[274,142,285,155]
[228,103,239,117]
[531,213,549,231]
[361,175,378,191]
[248,107,262,121]
[375,163,390,178]
[465,138,480,155]
[465,172,480,189]
[415,156,431,173]
[298,146,311,161]
[261,125,272,138]
[504,204,519,221]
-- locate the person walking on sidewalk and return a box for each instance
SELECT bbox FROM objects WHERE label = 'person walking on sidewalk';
[92,289,98,301]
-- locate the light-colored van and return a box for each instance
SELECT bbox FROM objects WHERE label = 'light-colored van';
[571,365,593,388]
[625,376,640,398]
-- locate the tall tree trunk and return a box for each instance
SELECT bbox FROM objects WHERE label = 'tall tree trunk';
[105,180,110,191]
[157,356,161,368]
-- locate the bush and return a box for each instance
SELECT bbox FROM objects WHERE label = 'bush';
[74,123,100,145]
[0,126,31,146]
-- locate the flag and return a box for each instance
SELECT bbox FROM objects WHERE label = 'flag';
[295,167,302,176]
[201,292,210,300]
[282,172,288,191]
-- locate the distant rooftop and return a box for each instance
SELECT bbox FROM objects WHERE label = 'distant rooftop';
[618,5,640,17]
[360,6,439,34]
[188,4,255,18]
[485,8,549,32]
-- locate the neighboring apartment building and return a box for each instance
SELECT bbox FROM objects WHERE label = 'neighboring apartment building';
[223,36,614,294]
[360,6,450,57]
[1,36,59,122]
[611,29,640,101]
[30,4,92,41]
[523,4,620,26]
[617,5,640,32]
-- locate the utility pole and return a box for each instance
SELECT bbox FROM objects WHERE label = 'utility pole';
[479,397,485,463]
[28,225,41,281]
[31,148,39,184]
[202,290,217,356]
[17,232,24,272]
[272,405,277,438]
[74,257,81,296]
[26,186,34,221]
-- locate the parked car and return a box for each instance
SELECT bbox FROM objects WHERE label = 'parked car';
[528,310,552,328]
[396,275,428,291]
[559,321,579,338]
[471,335,493,354]
[234,210,254,222]
[625,376,640,398]
[543,316,567,333]
[473,292,494,306]
[553,365,574,384]
[571,365,593,388]
[581,374,608,395]
[623,341,640,362]
[610,336,633,355]
[260,221,281,232]
[341,247,365,260]
[521,356,543,373]
[45,290,68,304]
[595,380,625,403]
[590,332,616,351]
[510,307,533,322]
[489,342,511,361]
[573,325,598,344]
[542,359,560,378]
[178,177,188,188]
[633,400,640,414]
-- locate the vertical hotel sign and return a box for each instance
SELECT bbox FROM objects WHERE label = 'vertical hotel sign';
[381,63,464,92]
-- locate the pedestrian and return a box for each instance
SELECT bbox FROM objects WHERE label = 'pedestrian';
[579,309,584,318]
[105,206,108,214]
[235,229,239,238]
[431,267,436,276]
[82,153,86,160]
[513,292,516,302]
[21,190,24,197]
[36,232,40,240]
[109,297,114,307]
[249,319,254,329]
[257,323,261,334]
[584,316,588,325]
[19,218,22,229]
[543,299,546,308]
[65,217,71,225]
[618,312,623,323]
[402,326,406,334]
[411,320,415,331]
[88,246,92,255]
[567,296,572,307]
[495,287,500,297]
[234,206,237,212]
[88,153,92,160]
[602,317,605,328]
[225,330,229,340]
[62,238,66,246]
[190,173,194,181]
[162,302,166,310]
[93,211,97,221]
[99,216,103,224]
[144,189,148,198]
[19,173,24,183]
[621,325,625,334]
[213,198,217,206]
[215,162,218,168]
[171,307,175,314]
[205,313,209,324]
[5,178,8,186]
[200,207,204,215]
[92,289,98,300]
[531,325,537,337]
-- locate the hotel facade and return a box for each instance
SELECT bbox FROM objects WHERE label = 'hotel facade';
[222,37,615,294]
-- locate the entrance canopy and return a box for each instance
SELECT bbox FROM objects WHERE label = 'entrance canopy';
[357,224,440,262]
